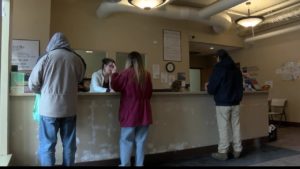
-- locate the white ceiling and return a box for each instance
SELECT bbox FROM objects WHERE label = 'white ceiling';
[178,0,299,54]
[229,0,288,15]
[173,0,289,15]
[171,0,218,7]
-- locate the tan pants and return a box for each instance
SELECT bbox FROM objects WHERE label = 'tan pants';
[216,105,243,153]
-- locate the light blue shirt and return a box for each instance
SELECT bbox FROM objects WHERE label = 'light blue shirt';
[90,69,114,93]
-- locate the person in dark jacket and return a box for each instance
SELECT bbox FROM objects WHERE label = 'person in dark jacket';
[206,49,243,161]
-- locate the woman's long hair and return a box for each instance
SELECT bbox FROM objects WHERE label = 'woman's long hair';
[125,51,146,88]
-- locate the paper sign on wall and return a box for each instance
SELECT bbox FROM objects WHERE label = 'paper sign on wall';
[11,39,40,71]
[276,61,300,81]
[161,72,168,83]
[163,30,181,61]
[152,64,160,79]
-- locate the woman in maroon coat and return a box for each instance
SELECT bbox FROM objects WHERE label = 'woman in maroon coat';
[111,51,153,167]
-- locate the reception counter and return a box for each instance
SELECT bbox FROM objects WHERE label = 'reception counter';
[9,91,269,165]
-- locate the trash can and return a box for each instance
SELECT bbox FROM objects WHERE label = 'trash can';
[268,124,277,142]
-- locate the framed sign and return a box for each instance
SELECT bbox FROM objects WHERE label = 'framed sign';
[11,39,40,71]
[163,29,181,62]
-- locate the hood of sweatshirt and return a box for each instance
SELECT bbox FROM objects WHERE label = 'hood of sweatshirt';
[46,32,71,52]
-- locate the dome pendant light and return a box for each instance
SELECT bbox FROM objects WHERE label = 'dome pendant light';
[235,2,264,28]
[128,0,167,10]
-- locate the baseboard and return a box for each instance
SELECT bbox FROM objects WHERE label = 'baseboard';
[270,120,300,127]
[284,121,300,127]
[75,137,268,166]
[0,154,12,166]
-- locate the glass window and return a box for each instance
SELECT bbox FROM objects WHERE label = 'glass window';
[75,50,107,78]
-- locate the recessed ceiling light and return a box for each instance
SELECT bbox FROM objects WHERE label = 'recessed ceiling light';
[210,47,214,50]
[85,51,93,54]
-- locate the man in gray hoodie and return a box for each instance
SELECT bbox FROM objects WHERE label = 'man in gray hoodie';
[29,32,85,166]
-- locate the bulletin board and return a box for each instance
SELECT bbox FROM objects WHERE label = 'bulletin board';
[276,61,300,81]
[11,39,40,71]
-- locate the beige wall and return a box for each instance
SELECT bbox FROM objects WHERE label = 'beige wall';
[232,28,300,123]
[50,0,243,89]
[12,0,51,53]
[8,0,50,160]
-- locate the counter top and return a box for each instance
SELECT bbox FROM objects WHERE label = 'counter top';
[10,91,268,97]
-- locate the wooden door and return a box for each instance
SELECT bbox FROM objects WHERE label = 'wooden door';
[200,67,213,91]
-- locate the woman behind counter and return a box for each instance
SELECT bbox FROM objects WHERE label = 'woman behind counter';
[111,51,153,167]
[90,58,116,93]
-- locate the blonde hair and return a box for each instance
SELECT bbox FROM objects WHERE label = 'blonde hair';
[125,51,146,88]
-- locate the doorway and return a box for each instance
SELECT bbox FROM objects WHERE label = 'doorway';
[189,68,201,91]
[190,52,216,91]
[189,42,241,91]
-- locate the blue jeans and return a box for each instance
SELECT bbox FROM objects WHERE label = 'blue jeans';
[119,126,149,167]
[39,115,77,166]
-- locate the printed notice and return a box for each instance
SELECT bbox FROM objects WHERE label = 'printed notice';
[152,64,160,79]
[11,40,39,71]
[161,72,168,84]
[163,30,181,61]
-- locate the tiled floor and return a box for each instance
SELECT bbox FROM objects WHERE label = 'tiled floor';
[253,127,300,166]
[162,127,300,166]
[268,127,300,152]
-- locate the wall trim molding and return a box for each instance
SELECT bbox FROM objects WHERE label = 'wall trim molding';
[0,154,12,166]
[270,120,300,127]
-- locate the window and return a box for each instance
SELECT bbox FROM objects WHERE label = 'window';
[75,50,107,78]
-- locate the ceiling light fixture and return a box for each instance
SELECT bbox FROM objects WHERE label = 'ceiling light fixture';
[235,2,264,28]
[85,51,94,54]
[128,0,168,10]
